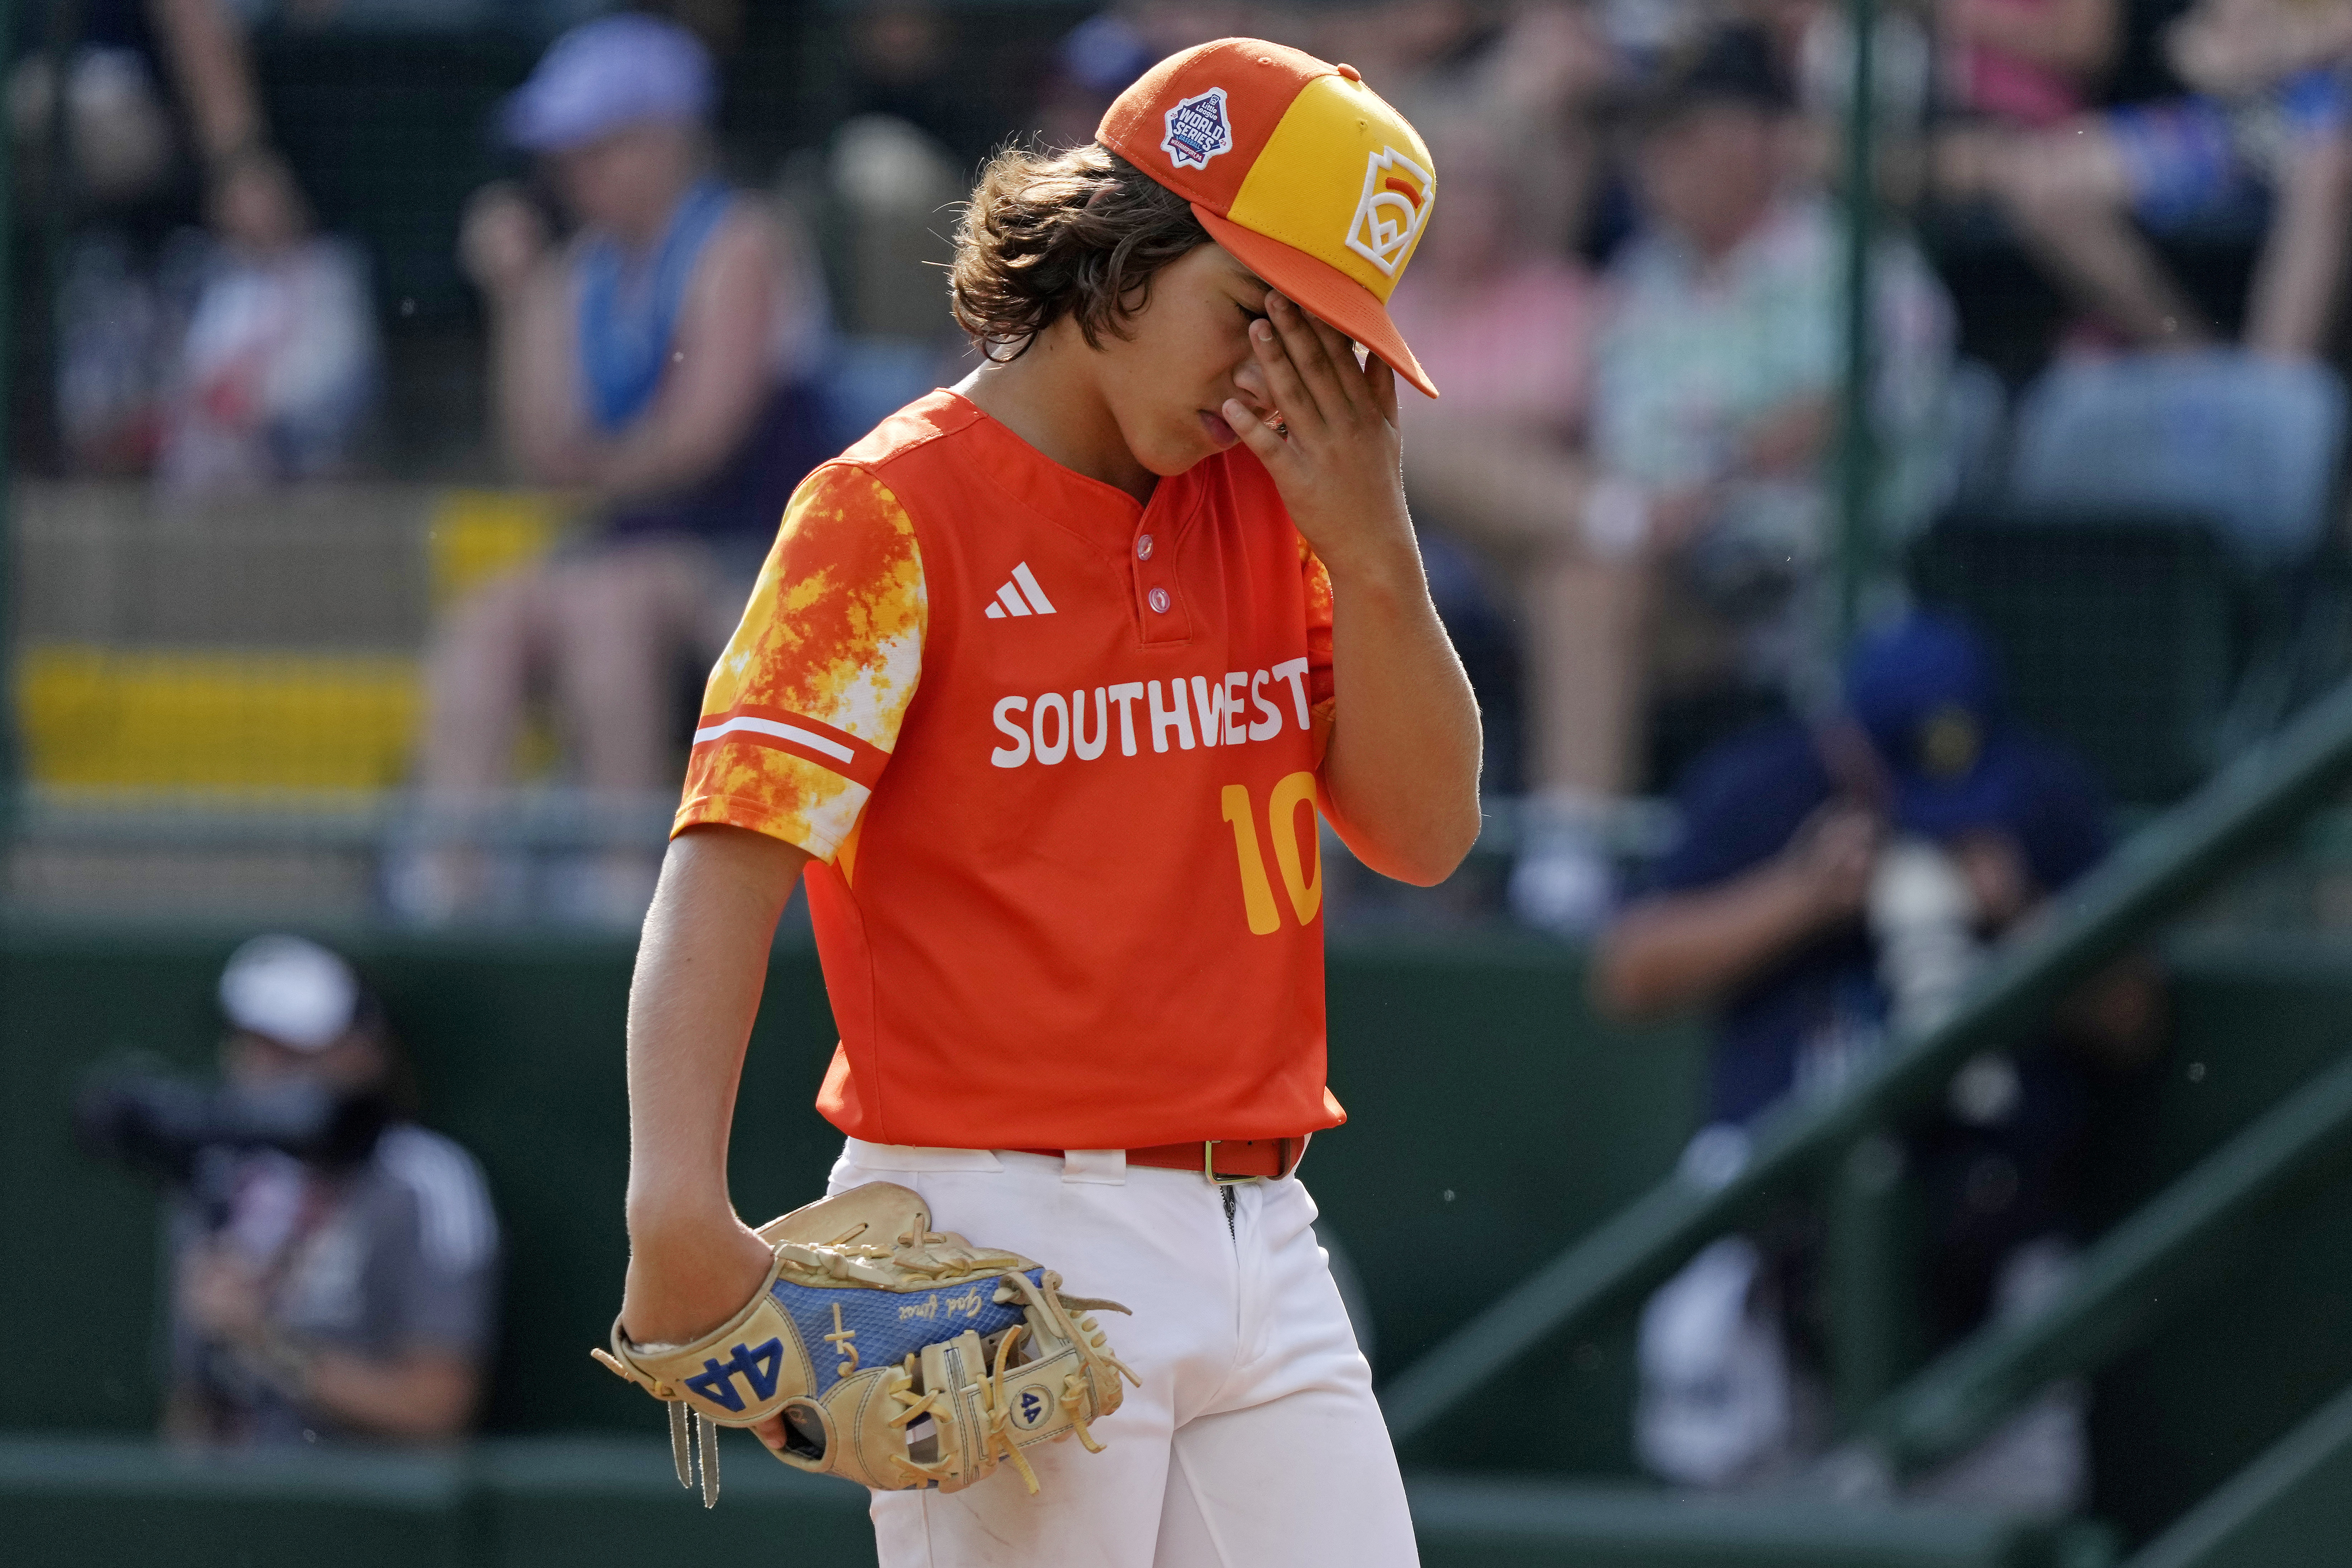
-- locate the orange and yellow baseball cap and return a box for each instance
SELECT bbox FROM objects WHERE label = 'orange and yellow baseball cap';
[1099,39,1440,398]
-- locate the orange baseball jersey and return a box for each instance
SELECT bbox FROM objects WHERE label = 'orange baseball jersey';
[677,389,1342,1151]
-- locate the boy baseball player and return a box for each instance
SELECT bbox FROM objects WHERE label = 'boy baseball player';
[617,39,1479,1565]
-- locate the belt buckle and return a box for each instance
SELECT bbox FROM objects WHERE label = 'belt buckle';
[1202,1139,1262,1186]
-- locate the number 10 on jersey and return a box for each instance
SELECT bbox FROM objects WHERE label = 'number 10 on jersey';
[1221,772,1323,934]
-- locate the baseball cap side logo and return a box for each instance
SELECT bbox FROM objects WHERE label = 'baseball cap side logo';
[1344,147,1435,277]
[1162,87,1233,169]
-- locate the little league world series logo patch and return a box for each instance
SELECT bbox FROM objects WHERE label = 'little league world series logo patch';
[1345,146,1435,277]
[1162,87,1233,170]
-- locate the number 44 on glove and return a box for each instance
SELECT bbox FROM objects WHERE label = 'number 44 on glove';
[593,1182,1138,1506]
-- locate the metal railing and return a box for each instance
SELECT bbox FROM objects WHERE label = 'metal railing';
[1846,1050,2352,1478]
[2122,1377,2352,1568]
[10,786,679,854]
[1380,671,2352,1446]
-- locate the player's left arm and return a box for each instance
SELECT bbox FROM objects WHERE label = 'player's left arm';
[1225,290,1482,887]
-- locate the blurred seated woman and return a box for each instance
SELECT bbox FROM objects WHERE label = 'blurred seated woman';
[1387,103,1610,924]
[402,14,831,923]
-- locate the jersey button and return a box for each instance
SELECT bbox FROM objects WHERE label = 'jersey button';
[1136,533,1154,561]
[1148,587,1171,614]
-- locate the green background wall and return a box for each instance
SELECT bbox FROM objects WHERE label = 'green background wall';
[4,926,2349,1549]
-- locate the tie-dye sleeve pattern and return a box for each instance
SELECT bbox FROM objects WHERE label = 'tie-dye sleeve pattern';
[674,465,926,860]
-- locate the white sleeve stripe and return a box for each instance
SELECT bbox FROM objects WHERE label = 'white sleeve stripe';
[691,715,857,763]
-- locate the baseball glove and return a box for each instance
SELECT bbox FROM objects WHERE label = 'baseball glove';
[593,1182,1138,1506]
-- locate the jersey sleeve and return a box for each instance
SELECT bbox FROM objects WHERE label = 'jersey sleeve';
[1302,540,1336,765]
[675,464,927,860]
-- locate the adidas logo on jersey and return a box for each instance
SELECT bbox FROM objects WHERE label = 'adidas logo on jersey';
[984,562,1058,619]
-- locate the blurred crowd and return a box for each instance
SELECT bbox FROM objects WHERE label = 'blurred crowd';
[11,0,2352,929]
[21,0,2297,1500]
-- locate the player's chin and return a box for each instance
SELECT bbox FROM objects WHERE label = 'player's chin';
[1132,418,1227,477]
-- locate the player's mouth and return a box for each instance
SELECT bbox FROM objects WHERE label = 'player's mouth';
[1199,409,1240,449]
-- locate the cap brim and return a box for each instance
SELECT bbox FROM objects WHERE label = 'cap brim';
[1193,205,1438,400]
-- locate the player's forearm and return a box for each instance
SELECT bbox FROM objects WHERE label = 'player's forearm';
[1318,550,1484,886]
[624,828,808,1226]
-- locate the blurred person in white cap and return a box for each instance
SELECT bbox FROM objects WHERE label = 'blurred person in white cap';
[163,934,499,1446]
[400,11,832,926]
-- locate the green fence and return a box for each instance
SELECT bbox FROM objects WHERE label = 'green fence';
[2,1434,2120,1568]
[8,924,2352,1553]
[0,924,1704,1454]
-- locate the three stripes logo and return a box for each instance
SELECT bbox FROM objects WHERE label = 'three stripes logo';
[984,562,1058,620]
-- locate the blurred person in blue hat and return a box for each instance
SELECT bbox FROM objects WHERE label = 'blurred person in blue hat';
[399,11,833,924]
[1592,610,2164,1505]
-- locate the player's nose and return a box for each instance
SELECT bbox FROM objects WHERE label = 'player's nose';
[1230,359,1271,409]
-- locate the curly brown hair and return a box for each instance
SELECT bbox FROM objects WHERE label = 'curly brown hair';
[950,142,1210,363]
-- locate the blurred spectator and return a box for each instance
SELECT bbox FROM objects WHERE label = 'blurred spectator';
[1390,28,1612,803]
[1505,24,1954,931]
[164,936,498,1446]
[1595,0,1712,75]
[1309,0,1486,96]
[215,0,612,30]
[9,0,340,474]
[826,113,961,340]
[1033,10,1160,150]
[832,0,1001,172]
[156,149,378,490]
[1937,0,2119,130]
[1039,3,1336,148]
[400,12,831,924]
[1954,0,2352,357]
[1593,613,2164,1503]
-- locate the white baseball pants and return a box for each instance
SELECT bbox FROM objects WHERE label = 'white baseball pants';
[824,1140,1419,1568]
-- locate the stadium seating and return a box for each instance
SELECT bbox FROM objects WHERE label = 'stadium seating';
[10,483,567,797]
[1907,352,2350,807]
[2008,353,2346,567]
